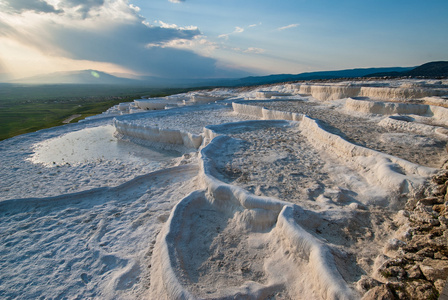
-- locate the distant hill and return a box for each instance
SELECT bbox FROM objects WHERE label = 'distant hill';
[8,62,447,87]
[406,61,448,77]
[11,70,229,87]
[365,61,448,78]
[12,70,143,85]
[221,67,414,86]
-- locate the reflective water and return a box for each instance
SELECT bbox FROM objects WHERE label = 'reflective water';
[28,125,178,166]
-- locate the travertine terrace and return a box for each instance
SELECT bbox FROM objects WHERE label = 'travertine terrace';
[1,79,448,299]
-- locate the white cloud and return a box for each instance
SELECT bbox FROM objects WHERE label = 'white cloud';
[147,35,219,57]
[244,47,265,54]
[277,23,300,31]
[147,33,265,58]
[156,20,198,31]
[168,0,184,3]
[213,24,265,57]
[218,33,229,40]
[248,22,262,28]
[129,4,140,12]
[218,23,263,40]
[234,26,244,33]
[217,33,229,40]
[157,20,178,29]
[225,46,265,55]
[0,0,248,78]
[218,26,245,39]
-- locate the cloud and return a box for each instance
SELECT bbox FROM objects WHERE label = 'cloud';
[218,23,263,40]
[147,35,219,56]
[234,26,244,33]
[244,47,265,54]
[0,0,62,13]
[218,33,229,40]
[148,34,265,58]
[0,0,247,78]
[169,0,184,3]
[61,0,105,17]
[248,23,260,28]
[155,20,198,31]
[277,23,300,31]
[218,26,245,39]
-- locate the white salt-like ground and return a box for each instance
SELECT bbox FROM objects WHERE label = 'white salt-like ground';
[0,119,178,201]
[1,79,447,299]
[28,125,173,167]
[114,105,245,134]
[0,164,199,299]
[247,100,447,168]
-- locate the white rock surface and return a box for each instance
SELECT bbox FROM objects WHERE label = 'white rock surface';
[1,79,447,299]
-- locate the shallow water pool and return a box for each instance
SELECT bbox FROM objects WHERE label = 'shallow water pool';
[28,125,179,166]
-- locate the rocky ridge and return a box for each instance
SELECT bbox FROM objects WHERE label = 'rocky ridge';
[362,165,448,299]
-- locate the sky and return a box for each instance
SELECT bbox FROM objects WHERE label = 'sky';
[0,0,447,81]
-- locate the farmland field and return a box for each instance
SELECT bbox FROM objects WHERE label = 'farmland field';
[0,84,196,140]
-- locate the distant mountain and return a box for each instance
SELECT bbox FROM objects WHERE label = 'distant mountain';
[219,66,414,87]
[365,61,448,78]
[8,62,446,87]
[12,70,143,85]
[405,61,448,77]
[225,62,448,87]
[11,70,231,87]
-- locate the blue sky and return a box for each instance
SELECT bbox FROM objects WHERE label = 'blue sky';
[0,0,447,81]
